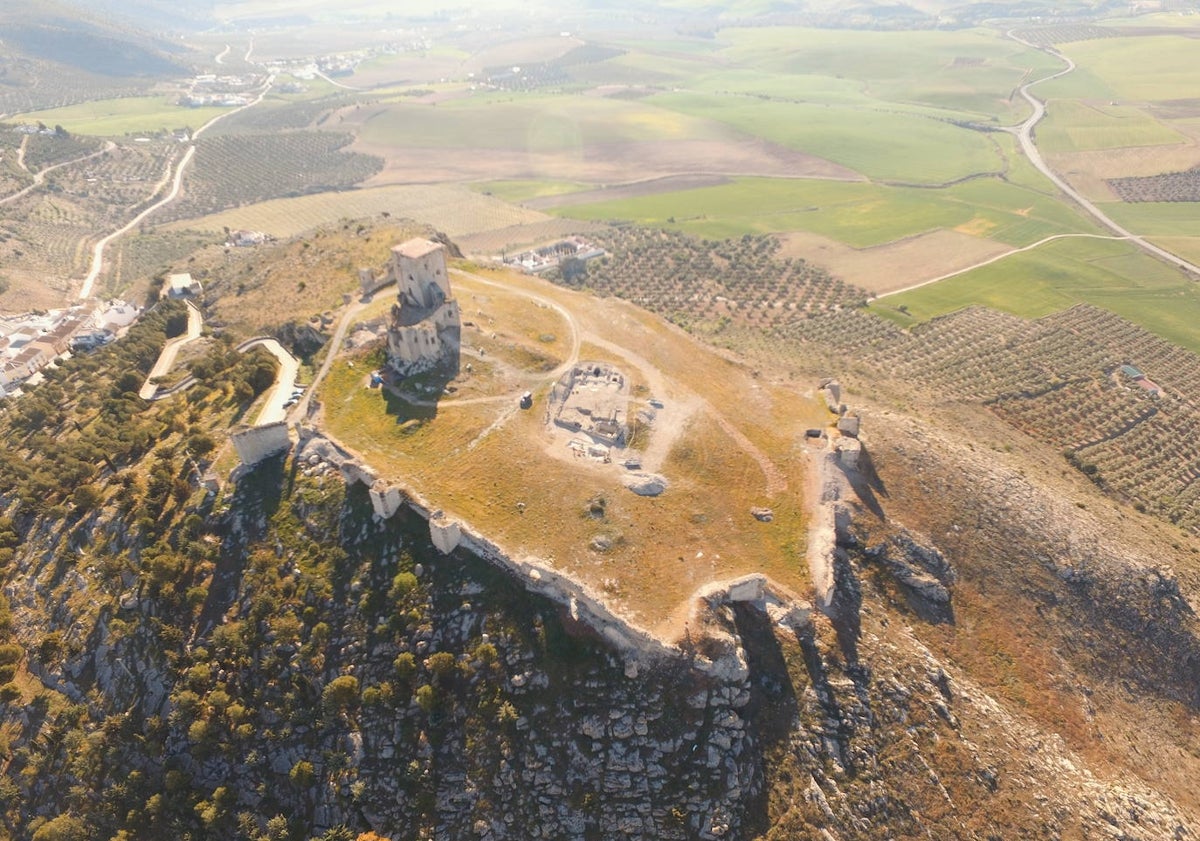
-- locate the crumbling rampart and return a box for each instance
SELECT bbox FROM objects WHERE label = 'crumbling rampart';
[293,430,812,671]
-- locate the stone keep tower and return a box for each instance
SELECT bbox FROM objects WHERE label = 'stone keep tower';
[385,238,461,376]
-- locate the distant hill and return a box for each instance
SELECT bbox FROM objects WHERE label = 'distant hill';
[0,3,202,113]
[61,0,218,34]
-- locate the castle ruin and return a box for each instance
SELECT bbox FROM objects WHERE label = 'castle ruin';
[385,238,461,376]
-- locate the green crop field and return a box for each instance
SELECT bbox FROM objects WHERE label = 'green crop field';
[876,237,1200,353]
[471,180,592,202]
[358,94,727,150]
[13,96,234,137]
[1047,36,1200,103]
[1036,100,1184,153]
[712,26,1060,121]
[647,92,1002,184]
[1101,202,1200,237]
[553,175,1099,247]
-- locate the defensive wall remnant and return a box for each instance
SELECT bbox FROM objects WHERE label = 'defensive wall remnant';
[292,430,813,674]
[231,421,292,466]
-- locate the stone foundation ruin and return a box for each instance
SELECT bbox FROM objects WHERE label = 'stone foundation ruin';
[550,362,629,450]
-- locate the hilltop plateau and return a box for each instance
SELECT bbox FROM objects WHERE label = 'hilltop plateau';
[7,1,1200,839]
[0,218,1198,840]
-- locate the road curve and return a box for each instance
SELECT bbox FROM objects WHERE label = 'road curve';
[0,141,115,209]
[138,300,203,400]
[1007,30,1200,278]
[76,76,274,301]
[242,337,301,426]
[314,69,364,91]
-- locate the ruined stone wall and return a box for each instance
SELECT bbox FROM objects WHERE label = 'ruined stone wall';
[387,322,445,373]
[293,432,814,672]
[232,422,292,466]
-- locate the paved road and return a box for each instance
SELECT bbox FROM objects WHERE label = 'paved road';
[315,69,363,91]
[1007,30,1200,278]
[215,45,230,65]
[77,76,274,301]
[138,300,203,399]
[243,337,301,425]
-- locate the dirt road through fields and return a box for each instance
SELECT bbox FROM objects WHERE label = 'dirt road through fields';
[76,77,274,301]
[1007,30,1200,278]
[0,141,114,209]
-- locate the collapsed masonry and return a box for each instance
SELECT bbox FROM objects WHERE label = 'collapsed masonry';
[819,378,862,468]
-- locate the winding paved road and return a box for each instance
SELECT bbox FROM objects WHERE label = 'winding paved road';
[138,300,203,400]
[1006,29,1200,278]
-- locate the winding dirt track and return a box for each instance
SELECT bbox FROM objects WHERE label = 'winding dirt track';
[76,75,275,301]
[0,141,115,209]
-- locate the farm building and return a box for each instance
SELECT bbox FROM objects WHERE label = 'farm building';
[1118,364,1161,397]
[163,273,203,299]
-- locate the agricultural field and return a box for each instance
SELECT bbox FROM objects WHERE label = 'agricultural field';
[354,92,739,150]
[1102,202,1200,238]
[0,136,180,306]
[775,229,1010,296]
[552,175,1101,249]
[766,300,1200,538]
[205,90,355,136]
[471,180,592,203]
[1036,100,1185,153]
[0,58,151,116]
[21,132,105,171]
[548,226,866,336]
[645,92,1002,185]
[163,184,548,242]
[875,236,1200,353]
[13,95,236,137]
[350,90,857,187]
[1041,35,1200,104]
[349,49,467,89]
[161,132,382,222]
[1108,169,1200,203]
[708,26,1060,122]
[1013,24,1124,45]
[97,231,214,300]
[453,218,608,257]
